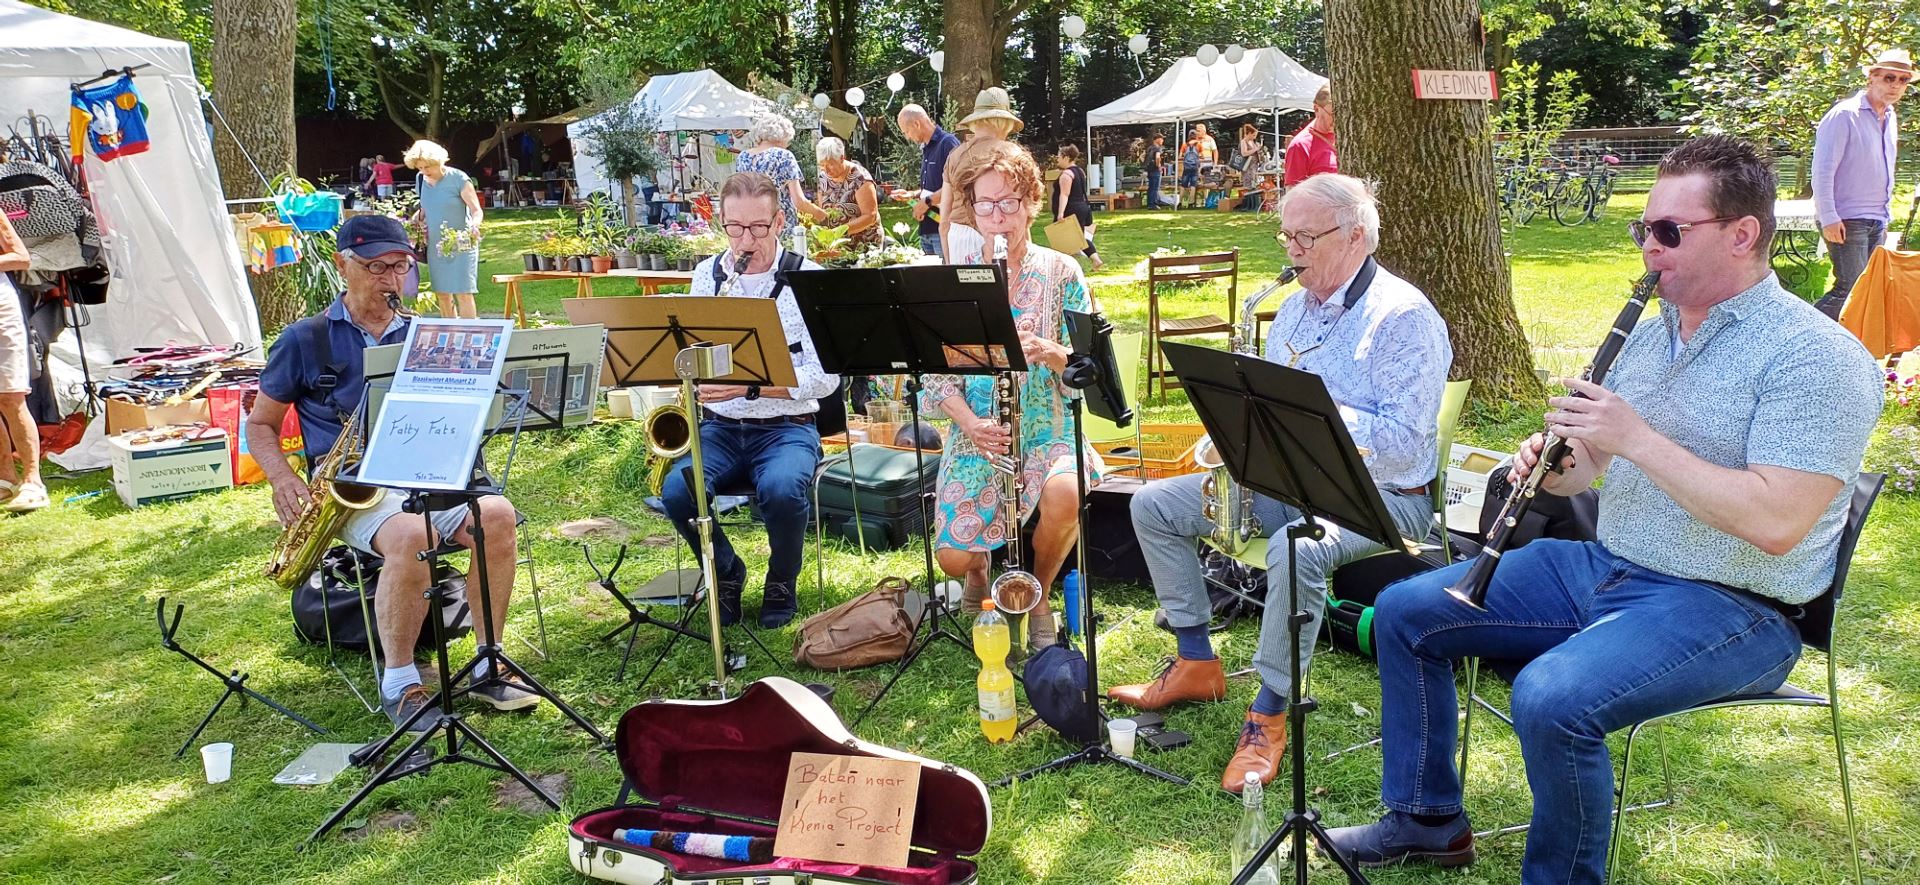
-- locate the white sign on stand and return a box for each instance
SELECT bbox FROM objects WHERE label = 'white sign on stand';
[359,318,515,491]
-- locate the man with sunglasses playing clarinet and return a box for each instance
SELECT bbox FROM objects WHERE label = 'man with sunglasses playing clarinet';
[1812,48,1910,320]
[1326,137,1884,884]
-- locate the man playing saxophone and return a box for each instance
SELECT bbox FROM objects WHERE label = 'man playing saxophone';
[1107,173,1452,793]
[250,215,535,733]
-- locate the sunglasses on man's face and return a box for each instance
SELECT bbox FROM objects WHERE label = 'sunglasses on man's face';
[1628,216,1740,249]
[1879,72,1914,86]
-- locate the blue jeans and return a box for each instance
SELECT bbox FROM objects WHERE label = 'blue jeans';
[1815,218,1886,319]
[659,419,820,587]
[1146,168,1164,208]
[1374,540,1802,885]
[919,231,943,258]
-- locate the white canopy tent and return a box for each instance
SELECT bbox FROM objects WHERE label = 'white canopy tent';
[1086,46,1326,184]
[0,0,259,466]
[568,70,781,200]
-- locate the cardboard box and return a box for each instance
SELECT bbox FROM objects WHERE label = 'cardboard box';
[105,398,211,435]
[109,430,233,508]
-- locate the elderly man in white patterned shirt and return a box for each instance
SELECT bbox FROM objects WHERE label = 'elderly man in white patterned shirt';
[1107,172,1455,794]
[658,172,839,629]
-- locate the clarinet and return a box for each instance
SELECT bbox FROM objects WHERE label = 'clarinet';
[1446,270,1660,610]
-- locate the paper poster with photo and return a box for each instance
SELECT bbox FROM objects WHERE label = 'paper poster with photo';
[395,318,515,396]
[356,392,493,490]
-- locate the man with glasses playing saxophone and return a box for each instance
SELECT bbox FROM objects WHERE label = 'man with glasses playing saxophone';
[1107,173,1452,793]
[250,215,535,733]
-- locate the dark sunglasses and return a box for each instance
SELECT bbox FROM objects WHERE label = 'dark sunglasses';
[1628,216,1740,249]
[1878,72,1913,85]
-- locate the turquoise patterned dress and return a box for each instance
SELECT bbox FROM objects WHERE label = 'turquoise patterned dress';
[924,244,1102,552]
[419,166,479,294]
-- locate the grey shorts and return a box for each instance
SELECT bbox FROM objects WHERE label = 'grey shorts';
[338,491,478,555]
[0,277,27,394]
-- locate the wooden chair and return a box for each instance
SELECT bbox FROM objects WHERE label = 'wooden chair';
[1146,248,1239,400]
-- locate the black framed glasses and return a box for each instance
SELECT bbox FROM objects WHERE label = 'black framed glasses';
[1275,226,1343,250]
[971,197,1026,218]
[1628,216,1740,249]
[721,221,775,238]
[350,255,415,276]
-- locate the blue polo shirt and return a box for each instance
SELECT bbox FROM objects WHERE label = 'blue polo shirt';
[920,126,960,235]
[259,296,408,459]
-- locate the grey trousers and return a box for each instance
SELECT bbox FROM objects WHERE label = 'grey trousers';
[1130,472,1435,699]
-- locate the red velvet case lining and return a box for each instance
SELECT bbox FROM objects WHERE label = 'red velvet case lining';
[571,806,970,885]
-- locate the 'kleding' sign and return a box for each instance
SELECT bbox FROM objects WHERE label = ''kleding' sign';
[1411,70,1497,101]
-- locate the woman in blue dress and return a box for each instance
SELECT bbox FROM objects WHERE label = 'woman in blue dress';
[405,140,484,318]
[732,115,822,243]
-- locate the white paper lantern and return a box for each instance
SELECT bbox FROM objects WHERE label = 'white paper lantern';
[846,87,866,108]
[1224,44,1245,65]
[1062,15,1086,40]
[1197,44,1219,66]
[1127,34,1149,56]
[813,93,830,110]
[929,50,945,73]
[886,72,905,92]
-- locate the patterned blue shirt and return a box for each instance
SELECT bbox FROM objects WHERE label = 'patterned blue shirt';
[1263,261,1454,490]
[1599,273,1884,604]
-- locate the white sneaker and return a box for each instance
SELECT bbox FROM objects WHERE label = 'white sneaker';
[4,482,48,513]
[0,480,16,503]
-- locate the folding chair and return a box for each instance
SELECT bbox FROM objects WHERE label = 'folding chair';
[1146,249,1238,400]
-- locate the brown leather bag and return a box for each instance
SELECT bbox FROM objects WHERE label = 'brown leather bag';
[792,577,923,670]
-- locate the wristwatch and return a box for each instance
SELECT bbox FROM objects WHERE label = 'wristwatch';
[744,384,762,401]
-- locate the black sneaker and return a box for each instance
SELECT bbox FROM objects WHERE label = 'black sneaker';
[714,557,747,627]
[381,684,439,733]
[758,581,797,628]
[469,671,541,711]
[1326,810,1475,869]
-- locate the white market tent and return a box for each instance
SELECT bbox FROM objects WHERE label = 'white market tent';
[0,0,258,464]
[1085,46,1327,179]
[568,69,780,199]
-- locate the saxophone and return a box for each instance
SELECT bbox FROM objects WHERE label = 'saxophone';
[1194,266,1303,555]
[264,405,385,589]
[639,251,748,495]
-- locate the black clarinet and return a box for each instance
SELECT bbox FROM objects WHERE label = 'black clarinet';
[1446,270,1660,610]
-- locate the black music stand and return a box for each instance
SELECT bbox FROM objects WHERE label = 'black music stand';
[155,597,328,758]
[306,388,608,846]
[562,295,798,697]
[778,264,1024,726]
[997,311,1187,787]
[1160,341,1405,885]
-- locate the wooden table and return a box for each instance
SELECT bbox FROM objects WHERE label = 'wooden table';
[493,269,698,328]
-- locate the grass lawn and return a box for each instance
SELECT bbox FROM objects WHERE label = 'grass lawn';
[2,196,1913,884]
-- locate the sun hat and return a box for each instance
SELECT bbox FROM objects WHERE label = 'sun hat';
[957,87,1025,134]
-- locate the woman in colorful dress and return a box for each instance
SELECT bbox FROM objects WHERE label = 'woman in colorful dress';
[733,114,821,242]
[404,139,483,318]
[803,137,880,248]
[925,139,1100,650]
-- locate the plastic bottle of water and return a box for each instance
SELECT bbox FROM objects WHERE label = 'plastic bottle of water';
[1231,771,1283,884]
[1062,569,1082,639]
[973,600,1016,743]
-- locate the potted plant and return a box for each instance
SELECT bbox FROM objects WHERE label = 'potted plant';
[613,227,639,269]
[662,234,692,271]
[579,99,665,227]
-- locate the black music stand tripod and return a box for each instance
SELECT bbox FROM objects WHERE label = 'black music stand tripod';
[997,310,1188,787]
[1162,341,1411,885]
[155,597,328,758]
[778,263,1027,727]
[307,393,609,847]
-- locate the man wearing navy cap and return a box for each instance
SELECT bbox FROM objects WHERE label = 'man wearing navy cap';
[248,215,537,732]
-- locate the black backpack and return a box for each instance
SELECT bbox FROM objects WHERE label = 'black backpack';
[291,545,472,652]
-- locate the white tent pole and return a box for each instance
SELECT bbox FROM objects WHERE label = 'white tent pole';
[1085,124,1092,192]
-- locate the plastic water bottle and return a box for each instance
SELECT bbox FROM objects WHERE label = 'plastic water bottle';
[1231,771,1283,884]
[973,600,1016,743]
[1062,569,1082,639]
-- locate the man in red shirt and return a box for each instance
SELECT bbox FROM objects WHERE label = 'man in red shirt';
[1283,85,1338,187]
[370,154,402,198]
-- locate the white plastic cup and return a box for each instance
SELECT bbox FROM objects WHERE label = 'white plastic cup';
[1107,718,1138,759]
[201,742,233,784]
[606,388,634,419]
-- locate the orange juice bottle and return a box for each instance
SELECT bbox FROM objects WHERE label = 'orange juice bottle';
[973,600,1016,743]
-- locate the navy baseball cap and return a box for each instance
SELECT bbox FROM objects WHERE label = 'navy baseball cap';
[336,215,419,259]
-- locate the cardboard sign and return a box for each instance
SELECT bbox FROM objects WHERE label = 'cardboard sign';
[1411,69,1498,101]
[773,752,920,869]
[357,392,491,490]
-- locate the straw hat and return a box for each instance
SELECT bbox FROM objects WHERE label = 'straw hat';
[1865,48,1914,76]
[958,87,1025,134]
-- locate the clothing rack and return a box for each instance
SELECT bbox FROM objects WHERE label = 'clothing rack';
[73,64,152,91]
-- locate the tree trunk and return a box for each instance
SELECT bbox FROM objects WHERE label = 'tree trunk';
[1326,0,1540,405]
[943,0,997,115]
[212,0,302,332]
[825,0,856,98]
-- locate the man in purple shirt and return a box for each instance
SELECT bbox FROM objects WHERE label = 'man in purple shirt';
[1812,48,1911,319]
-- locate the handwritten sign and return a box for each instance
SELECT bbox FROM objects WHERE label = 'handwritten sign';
[772,752,921,869]
[1411,69,1498,101]
[356,392,490,490]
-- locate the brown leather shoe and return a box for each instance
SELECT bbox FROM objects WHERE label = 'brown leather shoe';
[1106,655,1228,711]
[1222,710,1289,793]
